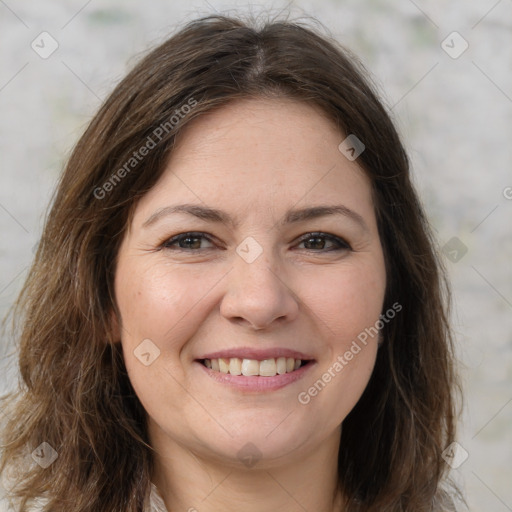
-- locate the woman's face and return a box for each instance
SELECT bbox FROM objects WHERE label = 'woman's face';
[114,98,386,467]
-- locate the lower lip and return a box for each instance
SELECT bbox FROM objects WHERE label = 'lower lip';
[195,360,316,391]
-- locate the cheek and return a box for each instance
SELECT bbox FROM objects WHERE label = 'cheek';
[114,262,208,414]
[295,259,385,414]
[306,259,386,347]
[115,262,208,348]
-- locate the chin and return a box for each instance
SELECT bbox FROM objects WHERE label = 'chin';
[198,421,315,468]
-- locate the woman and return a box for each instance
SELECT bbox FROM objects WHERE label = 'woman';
[0,13,464,512]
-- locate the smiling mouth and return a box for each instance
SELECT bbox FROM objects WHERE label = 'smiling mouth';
[200,357,310,377]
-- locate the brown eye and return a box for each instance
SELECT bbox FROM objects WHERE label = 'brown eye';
[296,232,351,252]
[162,232,215,251]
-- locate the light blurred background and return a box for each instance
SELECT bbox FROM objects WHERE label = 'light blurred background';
[1,1,511,510]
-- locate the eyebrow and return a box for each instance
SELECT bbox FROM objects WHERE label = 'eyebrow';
[142,203,369,232]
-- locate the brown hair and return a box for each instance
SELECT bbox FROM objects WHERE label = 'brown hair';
[0,13,464,511]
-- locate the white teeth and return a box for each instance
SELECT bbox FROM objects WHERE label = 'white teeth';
[276,357,287,375]
[219,358,229,373]
[259,359,277,377]
[203,356,306,376]
[229,358,242,375]
[241,359,259,376]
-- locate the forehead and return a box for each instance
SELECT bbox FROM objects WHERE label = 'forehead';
[134,97,374,225]
[171,97,351,169]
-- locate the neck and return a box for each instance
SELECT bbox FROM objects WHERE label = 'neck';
[150,424,345,512]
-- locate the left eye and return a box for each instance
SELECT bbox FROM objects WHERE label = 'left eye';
[161,232,351,252]
[296,232,351,252]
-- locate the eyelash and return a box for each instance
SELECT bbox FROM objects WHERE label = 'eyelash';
[160,231,352,253]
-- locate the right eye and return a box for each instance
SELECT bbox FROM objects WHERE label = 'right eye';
[161,232,216,251]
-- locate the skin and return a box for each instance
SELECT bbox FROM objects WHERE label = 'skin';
[114,97,387,512]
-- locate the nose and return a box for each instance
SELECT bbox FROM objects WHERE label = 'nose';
[219,248,300,331]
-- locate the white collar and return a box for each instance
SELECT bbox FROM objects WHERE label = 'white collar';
[148,483,169,512]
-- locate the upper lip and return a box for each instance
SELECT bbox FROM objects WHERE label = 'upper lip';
[198,347,315,361]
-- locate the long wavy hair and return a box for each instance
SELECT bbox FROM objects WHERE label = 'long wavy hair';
[0,13,464,511]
